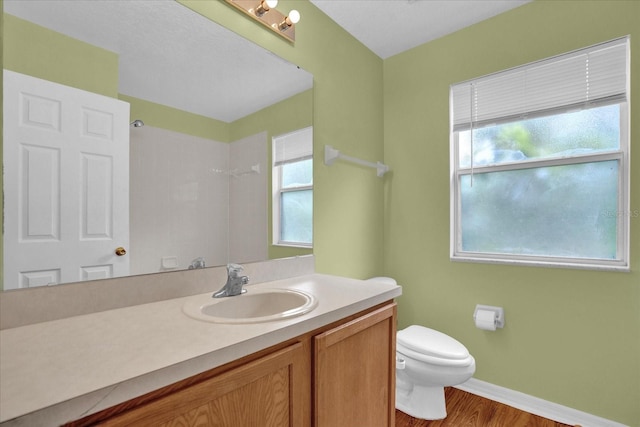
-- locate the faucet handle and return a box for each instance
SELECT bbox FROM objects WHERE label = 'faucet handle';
[226,263,244,277]
[189,257,206,269]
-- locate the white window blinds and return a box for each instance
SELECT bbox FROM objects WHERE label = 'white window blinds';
[273,126,313,166]
[451,37,629,132]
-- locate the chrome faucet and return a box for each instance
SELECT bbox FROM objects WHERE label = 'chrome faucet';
[212,263,249,298]
[188,257,206,269]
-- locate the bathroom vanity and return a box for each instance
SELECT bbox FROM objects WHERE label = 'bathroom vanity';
[0,272,401,427]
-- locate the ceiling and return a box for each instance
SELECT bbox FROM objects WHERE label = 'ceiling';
[309,0,531,59]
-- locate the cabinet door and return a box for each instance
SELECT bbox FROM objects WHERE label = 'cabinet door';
[314,304,397,427]
[101,342,307,427]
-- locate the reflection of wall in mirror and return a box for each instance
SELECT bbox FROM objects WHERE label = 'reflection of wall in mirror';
[1,10,309,289]
[230,90,315,263]
[1,13,262,285]
[229,132,269,264]
[130,126,228,274]
[130,126,267,274]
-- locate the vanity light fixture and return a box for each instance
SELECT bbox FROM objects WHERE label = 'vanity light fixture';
[254,0,277,17]
[224,0,300,42]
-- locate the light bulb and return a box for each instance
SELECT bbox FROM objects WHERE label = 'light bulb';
[288,9,301,24]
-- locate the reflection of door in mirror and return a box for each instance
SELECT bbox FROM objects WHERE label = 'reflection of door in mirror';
[3,71,130,289]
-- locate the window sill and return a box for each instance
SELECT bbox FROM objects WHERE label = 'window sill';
[450,253,630,273]
[273,243,313,249]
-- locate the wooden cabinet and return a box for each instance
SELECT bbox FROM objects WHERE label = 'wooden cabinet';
[99,342,308,427]
[67,302,396,427]
[314,304,397,427]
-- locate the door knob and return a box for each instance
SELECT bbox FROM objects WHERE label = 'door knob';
[115,247,127,256]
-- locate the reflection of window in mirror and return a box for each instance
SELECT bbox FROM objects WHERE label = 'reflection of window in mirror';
[272,127,313,247]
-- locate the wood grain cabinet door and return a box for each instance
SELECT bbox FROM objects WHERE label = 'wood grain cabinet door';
[314,304,397,427]
[100,342,307,427]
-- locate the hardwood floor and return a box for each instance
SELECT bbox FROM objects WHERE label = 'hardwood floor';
[395,387,574,427]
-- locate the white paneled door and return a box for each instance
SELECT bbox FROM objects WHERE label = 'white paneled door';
[3,70,130,289]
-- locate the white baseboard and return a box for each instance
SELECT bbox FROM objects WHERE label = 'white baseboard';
[455,378,629,427]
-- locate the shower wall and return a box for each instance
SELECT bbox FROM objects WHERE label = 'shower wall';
[130,126,268,274]
[229,131,268,263]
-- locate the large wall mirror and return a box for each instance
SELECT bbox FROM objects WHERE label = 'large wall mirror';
[2,0,313,290]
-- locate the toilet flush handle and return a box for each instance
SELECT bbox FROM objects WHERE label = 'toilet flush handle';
[396,356,406,370]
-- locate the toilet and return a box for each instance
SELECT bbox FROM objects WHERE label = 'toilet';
[396,325,476,420]
[365,277,476,420]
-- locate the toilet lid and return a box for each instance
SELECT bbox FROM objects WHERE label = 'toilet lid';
[397,325,469,361]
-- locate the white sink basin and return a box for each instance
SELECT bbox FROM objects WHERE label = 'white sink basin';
[182,288,317,324]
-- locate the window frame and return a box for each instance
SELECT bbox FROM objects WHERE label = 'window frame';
[449,42,630,271]
[272,128,313,248]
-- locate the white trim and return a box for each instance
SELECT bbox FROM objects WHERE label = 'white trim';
[455,378,629,427]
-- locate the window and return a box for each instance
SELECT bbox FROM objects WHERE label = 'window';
[272,127,313,247]
[450,38,630,270]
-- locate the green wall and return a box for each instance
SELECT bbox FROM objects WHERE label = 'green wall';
[383,1,639,425]
[4,0,637,423]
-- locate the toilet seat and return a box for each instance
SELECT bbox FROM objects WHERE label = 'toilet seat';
[397,325,473,367]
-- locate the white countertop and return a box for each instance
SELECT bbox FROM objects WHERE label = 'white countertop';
[0,274,401,426]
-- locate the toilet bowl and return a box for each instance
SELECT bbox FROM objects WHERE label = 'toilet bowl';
[396,325,476,420]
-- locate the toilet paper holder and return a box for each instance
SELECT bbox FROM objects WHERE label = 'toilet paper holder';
[473,304,505,329]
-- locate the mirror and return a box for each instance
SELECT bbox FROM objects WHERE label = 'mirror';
[2,0,313,290]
